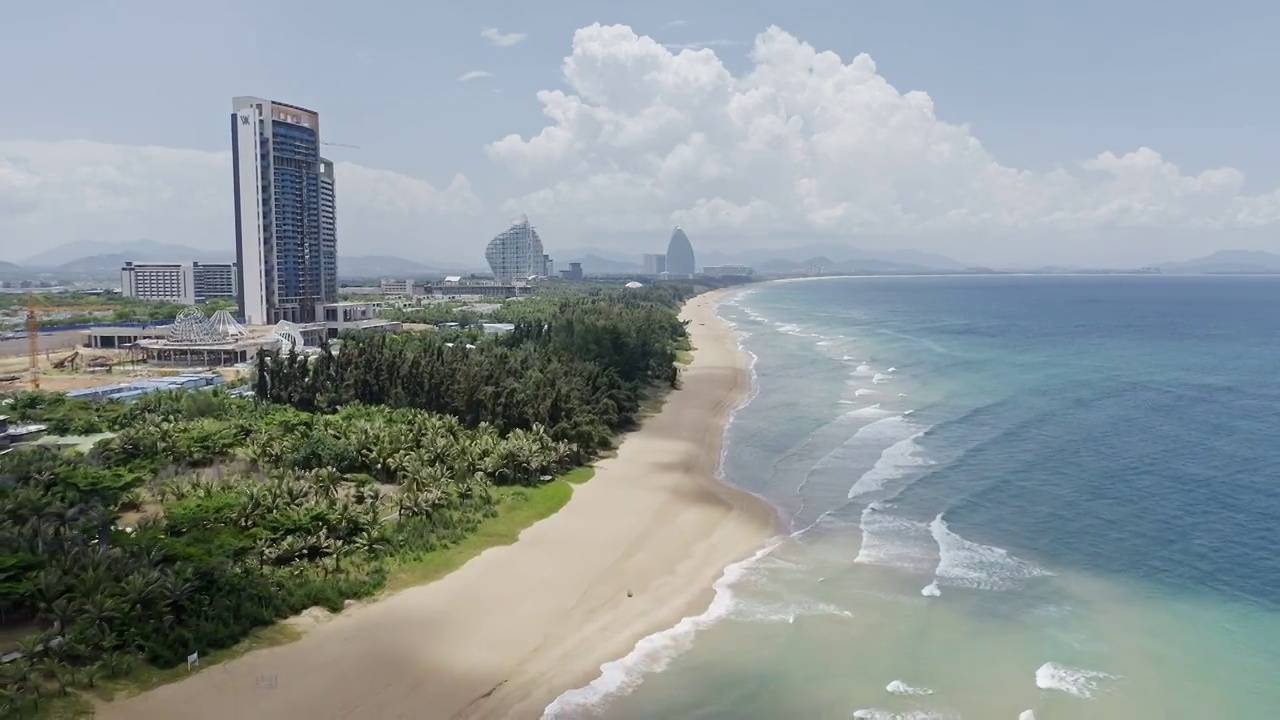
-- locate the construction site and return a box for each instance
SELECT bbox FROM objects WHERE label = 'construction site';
[0,298,258,394]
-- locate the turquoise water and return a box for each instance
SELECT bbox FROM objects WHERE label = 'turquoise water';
[547,275,1280,719]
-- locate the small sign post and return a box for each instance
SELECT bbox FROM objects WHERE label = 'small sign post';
[186,652,199,671]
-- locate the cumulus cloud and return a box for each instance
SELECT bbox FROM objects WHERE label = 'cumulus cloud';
[457,70,495,82]
[486,23,1280,258]
[0,140,483,263]
[481,27,526,48]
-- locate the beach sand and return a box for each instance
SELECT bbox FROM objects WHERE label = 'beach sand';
[98,290,776,720]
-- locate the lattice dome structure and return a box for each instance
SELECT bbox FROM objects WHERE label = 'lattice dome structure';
[209,309,248,338]
[270,321,306,352]
[165,308,232,345]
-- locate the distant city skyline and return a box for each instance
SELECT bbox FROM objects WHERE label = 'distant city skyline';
[4,3,1280,267]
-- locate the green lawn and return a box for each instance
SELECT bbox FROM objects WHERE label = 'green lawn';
[384,466,595,591]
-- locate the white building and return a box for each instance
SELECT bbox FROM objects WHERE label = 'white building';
[121,262,239,305]
[643,253,666,275]
[231,96,338,326]
[702,265,754,278]
[380,278,415,296]
[121,263,193,305]
[485,213,550,279]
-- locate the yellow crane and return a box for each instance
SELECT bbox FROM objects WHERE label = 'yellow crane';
[26,292,40,391]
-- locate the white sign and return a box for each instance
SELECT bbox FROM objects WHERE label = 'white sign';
[187,652,199,670]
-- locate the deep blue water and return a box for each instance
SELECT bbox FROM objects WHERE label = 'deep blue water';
[764,275,1280,610]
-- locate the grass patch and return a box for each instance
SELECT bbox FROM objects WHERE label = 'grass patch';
[91,624,301,703]
[383,466,595,592]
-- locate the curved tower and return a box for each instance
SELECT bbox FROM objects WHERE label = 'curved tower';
[485,213,548,279]
[665,226,696,277]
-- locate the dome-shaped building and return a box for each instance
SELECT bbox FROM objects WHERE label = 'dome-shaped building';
[665,226,696,277]
[486,213,550,279]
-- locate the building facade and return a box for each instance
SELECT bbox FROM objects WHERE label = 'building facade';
[121,262,194,305]
[485,213,550,279]
[643,253,667,275]
[192,262,239,302]
[558,262,583,280]
[231,96,338,326]
[379,279,416,296]
[702,265,754,278]
[665,227,696,277]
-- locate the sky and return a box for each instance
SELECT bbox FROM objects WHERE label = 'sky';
[3,0,1279,268]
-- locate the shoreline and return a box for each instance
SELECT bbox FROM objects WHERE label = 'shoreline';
[98,289,778,720]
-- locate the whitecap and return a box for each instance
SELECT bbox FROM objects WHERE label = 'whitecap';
[854,388,877,397]
[847,431,930,498]
[920,581,941,597]
[854,508,937,573]
[843,403,890,419]
[1035,661,1115,699]
[885,679,933,696]
[1019,712,1037,720]
[853,363,876,377]
[929,514,1053,591]
[542,541,782,718]
[852,710,959,720]
[872,372,893,384]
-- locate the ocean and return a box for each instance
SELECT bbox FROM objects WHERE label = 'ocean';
[547,275,1280,719]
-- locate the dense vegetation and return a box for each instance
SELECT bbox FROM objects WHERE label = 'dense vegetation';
[0,293,236,330]
[0,285,693,716]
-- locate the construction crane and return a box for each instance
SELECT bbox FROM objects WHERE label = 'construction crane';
[20,294,113,391]
[25,292,40,391]
[322,141,361,149]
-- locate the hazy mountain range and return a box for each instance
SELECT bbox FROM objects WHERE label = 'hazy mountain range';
[9,240,1280,282]
[12,240,455,280]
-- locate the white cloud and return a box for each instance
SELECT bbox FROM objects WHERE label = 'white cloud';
[457,70,495,82]
[486,23,1280,261]
[663,39,739,51]
[0,140,484,263]
[481,27,526,48]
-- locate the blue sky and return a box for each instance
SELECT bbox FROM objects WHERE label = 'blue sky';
[3,0,1278,266]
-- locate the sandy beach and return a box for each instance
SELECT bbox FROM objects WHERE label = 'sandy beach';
[99,290,777,720]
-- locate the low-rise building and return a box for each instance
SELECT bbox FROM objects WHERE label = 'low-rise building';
[702,264,755,278]
[121,261,238,305]
[379,279,416,296]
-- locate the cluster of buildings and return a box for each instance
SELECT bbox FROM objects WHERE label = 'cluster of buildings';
[641,228,753,278]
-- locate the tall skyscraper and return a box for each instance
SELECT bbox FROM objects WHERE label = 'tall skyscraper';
[486,213,550,279]
[665,226,696,277]
[643,253,667,275]
[231,96,338,325]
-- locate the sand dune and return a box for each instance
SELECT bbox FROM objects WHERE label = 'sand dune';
[99,291,776,720]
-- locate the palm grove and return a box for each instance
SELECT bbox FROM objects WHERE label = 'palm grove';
[0,285,694,716]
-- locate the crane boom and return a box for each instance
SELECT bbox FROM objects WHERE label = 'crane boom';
[25,292,40,391]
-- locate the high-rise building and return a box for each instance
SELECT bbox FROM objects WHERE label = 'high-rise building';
[231,96,338,325]
[665,227,696,277]
[485,213,550,279]
[121,262,239,305]
[643,253,667,275]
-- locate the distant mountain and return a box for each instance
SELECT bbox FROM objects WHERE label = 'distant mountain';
[562,254,644,275]
[1158,249,1280,274]
[23,240,231,267]
[337,255,449,279]
[555,242,965,275]
[700,243,966,271]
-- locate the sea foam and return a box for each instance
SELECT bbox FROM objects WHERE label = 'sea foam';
[1035,661,1115,699]
[886,680,934,696]
[847,431,930,498]
[929,514,1053,591]
[542,541,782,718]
